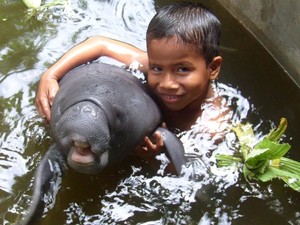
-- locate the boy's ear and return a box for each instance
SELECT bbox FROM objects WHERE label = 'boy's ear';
[209,56,222,80]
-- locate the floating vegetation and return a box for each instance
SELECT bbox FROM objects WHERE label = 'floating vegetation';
[216,118,300,192]
[22,0,71,21]
[22,0,41,9]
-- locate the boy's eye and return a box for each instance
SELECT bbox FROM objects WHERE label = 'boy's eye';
[151,66,162,73]
[178,67,190,73]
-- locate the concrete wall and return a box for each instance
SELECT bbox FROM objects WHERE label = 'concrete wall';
[216,0,300,87]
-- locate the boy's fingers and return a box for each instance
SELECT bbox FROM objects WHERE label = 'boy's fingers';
[37,98,51,122]
[161,122,167,128]
[48,85,59,106]
[35,82,59,123]
[153,131,163,149]
[143,136,156,151]
[35,92,51,122]
[143,132,164,152]
[42,103,51,122]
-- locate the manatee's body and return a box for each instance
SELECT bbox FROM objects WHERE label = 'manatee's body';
[22,63,187,224]
[51,63,163,174]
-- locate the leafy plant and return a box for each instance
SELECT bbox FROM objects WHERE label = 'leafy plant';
[22,0,70,9]
[22,0,71,21]
[216,118,300,192]
[22,0,42,9]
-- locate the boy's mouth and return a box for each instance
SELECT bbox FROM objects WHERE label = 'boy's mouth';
[159,94,181,103]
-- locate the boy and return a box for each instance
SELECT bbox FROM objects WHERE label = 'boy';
[35,2,223,155]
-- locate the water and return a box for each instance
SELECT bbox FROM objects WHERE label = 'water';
[1,0,300,224]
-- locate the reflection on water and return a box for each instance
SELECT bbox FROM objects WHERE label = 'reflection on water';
[1,0,300,224]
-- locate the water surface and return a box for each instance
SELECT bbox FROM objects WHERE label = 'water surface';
[0,0,299,224]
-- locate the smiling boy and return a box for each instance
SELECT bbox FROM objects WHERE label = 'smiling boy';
[36,2,223,155]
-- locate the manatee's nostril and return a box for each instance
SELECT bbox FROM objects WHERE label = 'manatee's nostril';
[60,136,72,148]
[71,105,80,112]
[81,105,97,117]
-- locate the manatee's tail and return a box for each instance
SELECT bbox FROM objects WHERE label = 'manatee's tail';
[21,144,66,225]
[155,127,188,175]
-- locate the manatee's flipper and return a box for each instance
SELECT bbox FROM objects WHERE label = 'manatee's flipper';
[21,144,66,225]
[155,127,187,175]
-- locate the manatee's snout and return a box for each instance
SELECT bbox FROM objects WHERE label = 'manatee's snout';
[51,101,111,174]
[67,140,109,174]
[69,141,95,166]
[72,141,94,161]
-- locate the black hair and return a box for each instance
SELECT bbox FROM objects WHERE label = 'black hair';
[146,2,221,64]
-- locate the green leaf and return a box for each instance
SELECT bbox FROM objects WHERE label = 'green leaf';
[256,166,300,182]
[244,148,269,169]
[250,156,300,191]
[281,177,300,192]
[254,138,291,159]
[245,138,291,168]
[215,154,242,167]
[251,160,269,174]
[280,157,300,175]
[243,165,254,181]
[266,118,288,142]
[215,118,300,192]
[22,0,41,8]
[279,157,300,192]
[232,123,255,146]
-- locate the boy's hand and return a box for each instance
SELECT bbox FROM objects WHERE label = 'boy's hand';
[143,131,164,153]
[35,76,59,123]
[143,122,167,153]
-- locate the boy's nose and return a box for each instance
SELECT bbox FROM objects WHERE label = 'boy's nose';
[159,73,179,90]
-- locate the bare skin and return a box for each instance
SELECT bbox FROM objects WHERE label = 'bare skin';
[147,37,222,131]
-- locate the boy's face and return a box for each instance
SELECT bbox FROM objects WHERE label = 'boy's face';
[147,37,220,112]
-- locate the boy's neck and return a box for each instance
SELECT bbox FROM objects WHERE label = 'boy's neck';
[162,106,202,132]
[161,84,215,132]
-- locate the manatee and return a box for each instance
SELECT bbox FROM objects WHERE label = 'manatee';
[22,63,187,224]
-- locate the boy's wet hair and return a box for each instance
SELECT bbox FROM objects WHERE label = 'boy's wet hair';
[146,2,221,65]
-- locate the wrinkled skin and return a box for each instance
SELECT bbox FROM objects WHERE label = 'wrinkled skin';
[21,63,187,225]
[50,63,164,174]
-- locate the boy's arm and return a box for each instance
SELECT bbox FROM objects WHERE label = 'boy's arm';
[35,36,148,122]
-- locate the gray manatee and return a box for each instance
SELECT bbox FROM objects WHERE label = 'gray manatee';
[22,63,187,224]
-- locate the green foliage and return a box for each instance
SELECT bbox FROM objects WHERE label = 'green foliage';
[22,0,71,21]
[22,0,69,9]
[22,0,41,9]
[216,118,300,192]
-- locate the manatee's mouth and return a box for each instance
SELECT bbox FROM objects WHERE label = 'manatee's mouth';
[70,141,95,166]
[67,141,109,174]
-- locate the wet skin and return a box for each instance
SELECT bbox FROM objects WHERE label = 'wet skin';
[147,37,221,130]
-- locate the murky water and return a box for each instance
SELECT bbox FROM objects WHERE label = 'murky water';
[1,0,300,224]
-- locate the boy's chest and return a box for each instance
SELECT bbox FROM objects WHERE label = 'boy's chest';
[163,109,202,132]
